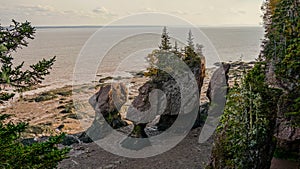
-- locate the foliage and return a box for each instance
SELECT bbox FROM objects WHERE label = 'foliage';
[273,147,299,161]
[261,0,300,91]
[145,27,203,83]
[208,0,300,168]
[207,64,281,169]
[0,114,69,169]
[261,0,300,126]
[0,20,68,168]
[0,20,56,97]
[158,26,172,50]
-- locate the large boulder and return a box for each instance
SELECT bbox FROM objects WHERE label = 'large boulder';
[86,83,128,141]
[199,63,231,147]
[127,58,205,133]
[206,63,230,103]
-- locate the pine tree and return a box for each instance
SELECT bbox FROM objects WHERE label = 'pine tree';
[207,1,300,168]
[261,0,300,127]
[183,30,199,68]
[0,20,56,100]
[173,41,179,52]
[0,20,69,168]
[159,26,172,50]
[187,29,194,50]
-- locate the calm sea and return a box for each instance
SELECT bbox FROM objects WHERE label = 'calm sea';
[12,26,264,86]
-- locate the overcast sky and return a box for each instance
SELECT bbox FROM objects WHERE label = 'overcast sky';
[1,0,264,26]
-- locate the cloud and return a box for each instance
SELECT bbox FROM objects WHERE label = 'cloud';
[93,7,109,14]
[170,10,188,15]
[92,7,117,19]
[0,4,118,26]
[141,7,158,12]
[16,4,57,16]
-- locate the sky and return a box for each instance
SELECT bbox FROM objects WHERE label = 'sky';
[1,0,264,26]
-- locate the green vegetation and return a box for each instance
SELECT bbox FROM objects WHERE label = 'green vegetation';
[273,147,299,162]
[207,0,299,168]
[0,115,69,169]
[261,0,300,127]
[0,20,56,97]
[0,20,69,168]
[26,86,72,102]
[207,64,281,169]
[145,26,203,82]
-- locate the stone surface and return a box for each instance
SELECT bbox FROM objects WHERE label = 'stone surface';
[127,58,205,132]
[206,63,230,103]
[193,102,209,129]
[86,83,128,141]
[275,92,300,158]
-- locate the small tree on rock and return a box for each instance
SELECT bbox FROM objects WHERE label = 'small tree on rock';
[159,26,172,51]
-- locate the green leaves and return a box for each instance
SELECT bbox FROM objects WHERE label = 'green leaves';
[0,20,68,168]
[146,27,203,82]
[209,1,299,168]
[0,20,56,100]
[0,113,69,169]
[261,0,300,91]
[209,62,282,169]
[159,26,172,50]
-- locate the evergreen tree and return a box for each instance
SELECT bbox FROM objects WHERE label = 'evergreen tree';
[0,20,69,168]
[173,41,179,53]
[261,0,300,127]
[159,26,172,50]
[187,29,194,50]
[207,0,300,168]
[0,20,56,100]
[146,27,204,83]
[183,31,200,68]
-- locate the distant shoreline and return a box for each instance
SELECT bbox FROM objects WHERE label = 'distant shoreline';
[35,25,263,29]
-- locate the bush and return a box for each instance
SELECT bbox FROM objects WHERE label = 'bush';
[0,114,69,169]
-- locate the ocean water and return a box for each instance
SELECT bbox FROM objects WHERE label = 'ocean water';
[12,26,264,86]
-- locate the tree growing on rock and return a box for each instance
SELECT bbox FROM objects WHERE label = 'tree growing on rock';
[159,26,172,51]
[261,0,300,161]
[140,27,206,133]
[207,0,300,168]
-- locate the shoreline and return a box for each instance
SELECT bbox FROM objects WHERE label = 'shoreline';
[1,60,255,138]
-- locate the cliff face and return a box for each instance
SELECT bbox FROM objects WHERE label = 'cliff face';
[262,0,300,159]
[274,86,300,159]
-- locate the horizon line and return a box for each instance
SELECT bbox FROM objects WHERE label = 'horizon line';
[34,24,263,29]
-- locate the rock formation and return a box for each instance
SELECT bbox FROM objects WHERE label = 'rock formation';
[86,83,128,141]
[127,57,206,136]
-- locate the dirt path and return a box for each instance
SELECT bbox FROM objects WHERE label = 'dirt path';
[58,127,213,169]
[270,158,299,169]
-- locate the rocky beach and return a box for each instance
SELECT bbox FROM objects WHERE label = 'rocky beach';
[1,60,298,169]
[0,61,248,166]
